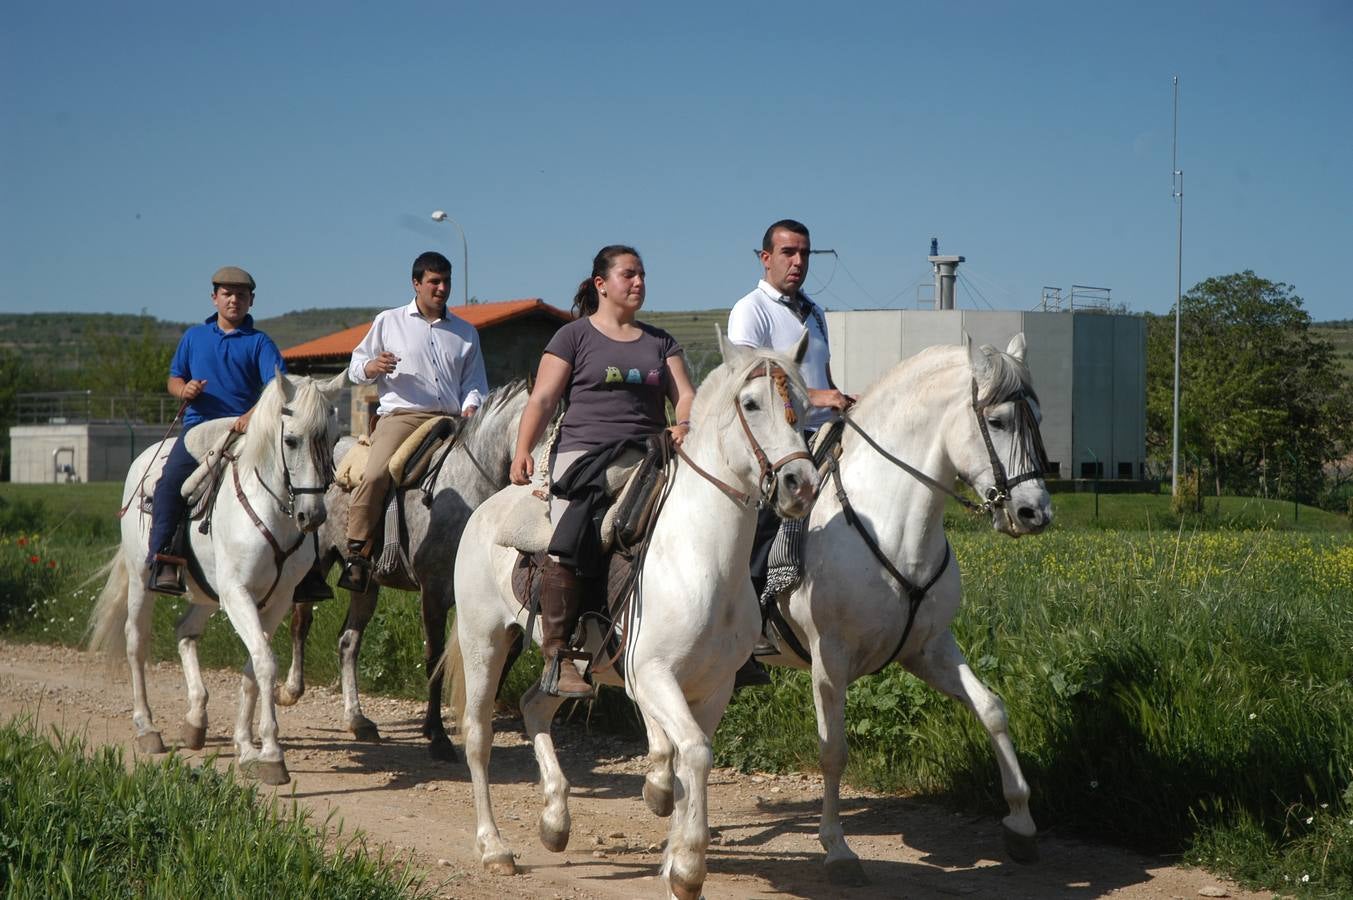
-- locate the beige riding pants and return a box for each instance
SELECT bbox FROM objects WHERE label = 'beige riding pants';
[346,409,443,550]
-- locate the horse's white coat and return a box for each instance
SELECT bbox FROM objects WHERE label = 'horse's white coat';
[88,371,345,783]
[749,334,1053,881]
[450,333,820,899]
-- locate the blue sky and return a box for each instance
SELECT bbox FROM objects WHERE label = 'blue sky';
[3,1,1349,325]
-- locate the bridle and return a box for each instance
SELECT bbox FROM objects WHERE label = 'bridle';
[969,379,1048,513]
[675,361,812,508]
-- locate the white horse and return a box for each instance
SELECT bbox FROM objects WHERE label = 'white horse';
[449,333,819,900]
[89,371,345,785]
[277,379,530,761]
[732,335,1054,884]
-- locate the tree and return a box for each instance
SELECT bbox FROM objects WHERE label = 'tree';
[1146,271,1353,499]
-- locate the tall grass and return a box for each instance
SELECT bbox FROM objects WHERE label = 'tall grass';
[0,716,430,899]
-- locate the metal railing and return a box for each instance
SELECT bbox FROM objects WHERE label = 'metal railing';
[14,391,178,425]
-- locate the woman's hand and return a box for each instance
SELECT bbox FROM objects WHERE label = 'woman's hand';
[667,422,690,447]
[510,451,535,485]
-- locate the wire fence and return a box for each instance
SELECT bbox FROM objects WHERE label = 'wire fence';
[14,391,179,425]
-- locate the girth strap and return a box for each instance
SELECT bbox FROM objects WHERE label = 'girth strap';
[828,456,951,675]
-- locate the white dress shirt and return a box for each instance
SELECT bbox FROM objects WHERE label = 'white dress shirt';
[348,300,489,416]
[727,279,833,430]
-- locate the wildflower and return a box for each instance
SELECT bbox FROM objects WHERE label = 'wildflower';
[17,536,28,546]
[1305,816,1314,824]
[1302,874,1310,883]
[46,560,56,569]
[28,555,39,564]
[1248,713,1256,720]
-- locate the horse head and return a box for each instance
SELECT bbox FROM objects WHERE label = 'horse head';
[695,327,818,518]
[242,369,345,534]
[957,334,1052,536]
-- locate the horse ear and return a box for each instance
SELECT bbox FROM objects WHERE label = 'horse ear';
[318,371,349,403]
[790,326,809,365]
[965,334,992,381]
[717,325,749,368]
[276,366,297,404]
[1006,332,1027,362]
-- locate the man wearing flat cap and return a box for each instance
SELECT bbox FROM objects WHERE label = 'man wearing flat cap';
[146,267,318,596]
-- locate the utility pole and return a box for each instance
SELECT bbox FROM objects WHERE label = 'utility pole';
[1171,76,1184,498]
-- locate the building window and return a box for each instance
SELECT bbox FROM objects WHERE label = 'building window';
[1118,462,1133,479]
[1044,461,1061,478]
[1080,461,1104,478]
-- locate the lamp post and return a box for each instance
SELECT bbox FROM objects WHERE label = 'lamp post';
[1170,76,1184,498]
[430,210,470,305]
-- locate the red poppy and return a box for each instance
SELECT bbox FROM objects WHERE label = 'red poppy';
[46,560,57,569]
[28,555,40,564]
[17,537,28,547]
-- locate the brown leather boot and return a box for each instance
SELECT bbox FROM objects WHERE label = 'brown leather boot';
[538,561,592,698]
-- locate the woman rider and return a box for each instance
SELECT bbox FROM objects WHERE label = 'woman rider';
[510,245,696,697]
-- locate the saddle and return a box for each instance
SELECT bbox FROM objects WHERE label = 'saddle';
[504,435,674,677]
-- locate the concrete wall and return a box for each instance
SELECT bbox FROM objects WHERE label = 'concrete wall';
[824,309,1144,480]
[9,423,174,483]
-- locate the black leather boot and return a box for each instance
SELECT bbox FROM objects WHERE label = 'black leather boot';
[336,539,372,593]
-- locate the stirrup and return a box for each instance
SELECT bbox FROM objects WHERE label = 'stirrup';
[294,567,335,602]
[336,555,372,593]
[148,556,187,597]
[541,649,593,698]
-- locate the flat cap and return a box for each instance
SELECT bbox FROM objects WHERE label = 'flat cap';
[211,266,256,289]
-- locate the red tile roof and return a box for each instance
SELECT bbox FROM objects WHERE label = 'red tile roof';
[282,298,570,361]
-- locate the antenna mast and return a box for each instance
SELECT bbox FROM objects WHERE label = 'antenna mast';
[1171,76,1184,499]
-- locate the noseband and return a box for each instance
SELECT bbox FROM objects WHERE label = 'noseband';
[676,361,811,508]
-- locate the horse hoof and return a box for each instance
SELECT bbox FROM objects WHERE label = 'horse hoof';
[1002,824,1039,864]
[643,779,674,818]
[667,874,704,900]
[274,685,302,707]
[181,723,207,751]
[826,856,869,886]
[246,759,291,786]
[538,818,569,853]
[482,852,517,876]
[350,718,381,742]
[428,735,459,763]
[135,731,166,754]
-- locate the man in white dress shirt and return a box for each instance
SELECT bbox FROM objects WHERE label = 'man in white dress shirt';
[339,251,489,591]
[727,219,853,686]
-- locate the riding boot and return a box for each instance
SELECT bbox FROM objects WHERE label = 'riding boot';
[538,561,592,698]
[295,562,335,602]
[337,539,372,594]
[148,553,187,596]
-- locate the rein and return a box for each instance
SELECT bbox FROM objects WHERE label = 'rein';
[118,399,190,519]
[231,457,308,608]
[674,361,811,508]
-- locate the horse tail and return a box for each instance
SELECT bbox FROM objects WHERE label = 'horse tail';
[86,552,130,662]
[438,613,468,730]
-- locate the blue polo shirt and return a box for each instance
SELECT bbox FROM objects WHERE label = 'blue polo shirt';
[170,314,286,427]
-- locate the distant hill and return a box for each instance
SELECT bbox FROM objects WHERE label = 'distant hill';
[1312,321,1353,379]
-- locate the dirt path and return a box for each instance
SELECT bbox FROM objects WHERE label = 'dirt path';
[0,639,1267,900]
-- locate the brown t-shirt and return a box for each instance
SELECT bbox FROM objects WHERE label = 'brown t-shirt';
[545,318,682,451]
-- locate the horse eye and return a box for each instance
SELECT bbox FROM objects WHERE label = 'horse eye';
[284,436,300,449]
[987,418,1005,431]
[743,397,761,412]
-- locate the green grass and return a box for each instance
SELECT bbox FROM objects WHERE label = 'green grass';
[0,716,431,899]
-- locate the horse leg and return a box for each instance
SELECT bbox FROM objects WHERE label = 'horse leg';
[904,628,1038,862]
[805,640,868,884]
[459,613,518,875]
[633,675,718,900]
[420,583,457,761]
[276,601,312,707]
[175,602,215,751]
[641,708,676,817]
[337,583,380,741]
[220,591,290,785]
[124,577,166,755]
[519,681,571,851]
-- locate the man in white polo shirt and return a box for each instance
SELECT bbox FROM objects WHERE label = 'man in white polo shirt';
[727,218,854,686]
[339,250,489,592]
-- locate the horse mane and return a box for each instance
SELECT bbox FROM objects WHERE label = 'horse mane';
[456,378,529,445]
[235,374,335,475]
[691,345,809,430]
[861,343,1034,413]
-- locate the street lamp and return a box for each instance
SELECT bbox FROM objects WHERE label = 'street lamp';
[430,210,470,305]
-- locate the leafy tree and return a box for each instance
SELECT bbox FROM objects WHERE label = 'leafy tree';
[1146,271,1352,500]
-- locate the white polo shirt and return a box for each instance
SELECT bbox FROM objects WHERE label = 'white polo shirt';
[348,300,489,416]
[727,279,833,430]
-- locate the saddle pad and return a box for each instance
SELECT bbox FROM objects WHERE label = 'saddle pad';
[388,415,456,487]
[334,435,372,490]
[183,417,238,461]
[493,450,644,555]
[181,429,242,505]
